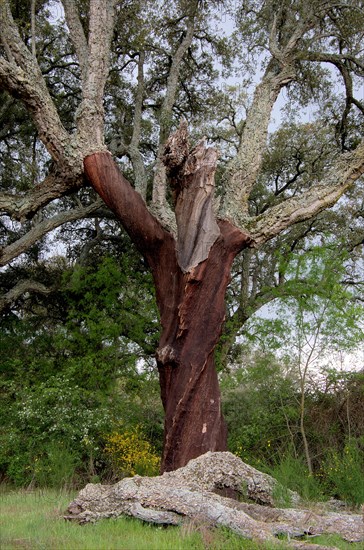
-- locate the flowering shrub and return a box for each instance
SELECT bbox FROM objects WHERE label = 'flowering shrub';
[104,426,160,477]
[324,440,364,505]
[0,374,111,487]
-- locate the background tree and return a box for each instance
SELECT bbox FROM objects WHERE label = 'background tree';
[0,0,363,473]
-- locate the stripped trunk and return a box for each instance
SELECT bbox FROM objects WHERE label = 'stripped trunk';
[154,220,250,471]
[84,125,250,472]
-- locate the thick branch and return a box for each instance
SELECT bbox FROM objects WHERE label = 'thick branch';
[0,201,102,266]
[76,0,117,153]
[0,1,71,163]
[247,140,364,245]
[0,171,83,221]
[220,60,296,223]
[84,152,169,261]
[0,280,51,312]
[61,0,89,80]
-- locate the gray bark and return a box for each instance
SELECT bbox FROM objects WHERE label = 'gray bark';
[0,1,72,164]
[129,51,147,198]
[61,0,89,81]
[245,140,364,245]
[0,171,83,221]
[0,201,102,266]
[0,279,51,312]
[75,0,117,154]
[65,452,364,547]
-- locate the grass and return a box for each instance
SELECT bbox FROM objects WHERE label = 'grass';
[1,487,362,549]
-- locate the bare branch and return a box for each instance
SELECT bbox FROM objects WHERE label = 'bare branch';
[0,201,102,266]
[247,140,364,245]
[61,0,89,80]
[0,279,51,312]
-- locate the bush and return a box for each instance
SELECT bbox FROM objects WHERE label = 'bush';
[30,443,81,488]
[269,454,325,503]
[0,374,111,487]
[323,440,364,506]
[104,426,160,478]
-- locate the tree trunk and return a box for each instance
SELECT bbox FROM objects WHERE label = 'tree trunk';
[155,220,250,471]
[84,126,251,473]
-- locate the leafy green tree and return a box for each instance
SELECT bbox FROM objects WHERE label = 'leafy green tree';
[0,0,363,472]
[0,253,163,486]
[224,245,363,478]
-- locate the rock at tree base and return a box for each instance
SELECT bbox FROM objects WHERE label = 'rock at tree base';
[65,452,364,546]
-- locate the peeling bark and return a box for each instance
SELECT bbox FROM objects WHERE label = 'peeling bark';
[164,121,221,272]
[84,142,251,472]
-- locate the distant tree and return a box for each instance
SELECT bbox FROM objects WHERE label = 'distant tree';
[1,0,363,472]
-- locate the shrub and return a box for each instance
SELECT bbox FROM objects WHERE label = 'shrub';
[323,440,364,506]
[104,426,160,478]
[0,374,111,487]
[269,454,325,503]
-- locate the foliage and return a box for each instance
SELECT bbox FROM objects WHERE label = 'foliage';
[323,440,364,506]
[0,372,111,487]
[269,454,325,504]
[104,425,160,478]
[222,349,364,503]
[0,254,163,487]
[222,350,299,468]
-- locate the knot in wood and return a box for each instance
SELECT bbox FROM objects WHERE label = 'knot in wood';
[156,345,178,365]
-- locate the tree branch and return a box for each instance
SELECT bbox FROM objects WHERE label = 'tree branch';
[0,171,83,221]
[0,201,102,266]
[76,0,117,154]
[61,0,89,81]
[129,50,147,198]
[0,279,51,312]
[84,152,169,261]
[0,1,71,163]
[220,59,296,223]
[247,140,364,245]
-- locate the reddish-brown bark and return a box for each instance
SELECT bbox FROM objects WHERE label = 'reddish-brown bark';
[84,147,251,472]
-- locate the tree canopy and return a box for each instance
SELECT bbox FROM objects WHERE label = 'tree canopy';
[1,0,363,473]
